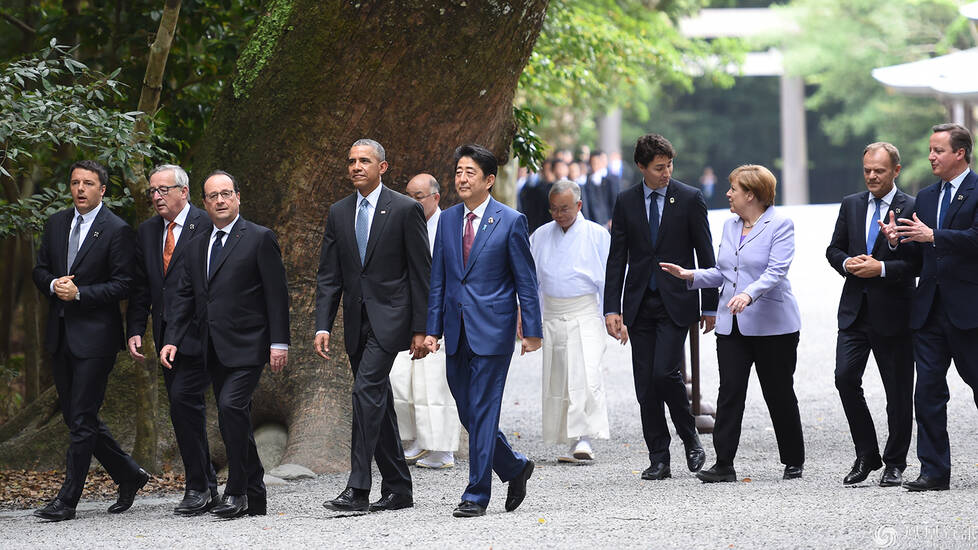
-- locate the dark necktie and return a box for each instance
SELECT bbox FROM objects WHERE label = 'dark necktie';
[648,192,659,291]
[208,230,225,279]
[463,212,476,266]
[939,181,953,229]
[67,214,83,272]
[866,198,882,255]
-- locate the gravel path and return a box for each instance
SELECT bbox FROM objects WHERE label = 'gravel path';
[3,204,977,549]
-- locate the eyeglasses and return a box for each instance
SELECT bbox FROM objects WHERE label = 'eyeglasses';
[204,190,236,201]
[146,185,182,199]
[408,192,436,201]
[548,205,576,215]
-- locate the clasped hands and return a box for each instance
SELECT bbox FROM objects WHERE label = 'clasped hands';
[53,275,78,302]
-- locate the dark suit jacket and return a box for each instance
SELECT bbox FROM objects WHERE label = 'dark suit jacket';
[826,190,915,335]
[903,169,978,330]
[582,173,620,227]
[32,204,135,358]
[127,204,212,355]
[315,185,431,356]
[164,217,290,368]
[605,179,719,327]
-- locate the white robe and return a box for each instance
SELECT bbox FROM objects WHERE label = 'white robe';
[530,215,611,444]
[390,208,461,451]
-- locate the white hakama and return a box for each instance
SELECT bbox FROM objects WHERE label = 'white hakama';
[530,214,611,445]
[390,341,461,452]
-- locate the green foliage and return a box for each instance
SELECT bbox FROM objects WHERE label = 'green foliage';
[779,0,969,186]
[0,183,133,239]
[0,40,143,236]
[233,0,294,99]
[512,106,547,170]
[517,0,744,148]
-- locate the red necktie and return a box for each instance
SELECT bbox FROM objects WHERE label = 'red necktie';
[162,221,176,274]
[463,212,476,266]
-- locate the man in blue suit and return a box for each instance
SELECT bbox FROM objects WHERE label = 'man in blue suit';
[889,123,978,491]
[424,144,542,518]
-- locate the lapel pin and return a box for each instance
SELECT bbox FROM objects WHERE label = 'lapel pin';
[669,197,675,204]
[380,210,387,214]
[188,223,195,231]
[488,217,494,224]
[894,208,901,214]
[92,231,100,238]
[957,195,964,201]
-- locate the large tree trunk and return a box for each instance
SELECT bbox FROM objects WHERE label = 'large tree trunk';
[192,0,548,472]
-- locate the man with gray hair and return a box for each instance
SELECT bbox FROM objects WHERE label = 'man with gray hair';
[529,179,611,462]
[127,164,217,514]
[390,173,462,469]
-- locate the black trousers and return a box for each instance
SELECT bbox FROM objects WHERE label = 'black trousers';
[713,318,804,468]
[163,350,218,494]
[835,296,913,469]
[628,289,697,464]
[913,294,978,481]
[346,308,412,497]
[52,321,141,508]
[207,341,264,497]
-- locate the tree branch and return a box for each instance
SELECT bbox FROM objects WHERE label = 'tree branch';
[0,10,36,35]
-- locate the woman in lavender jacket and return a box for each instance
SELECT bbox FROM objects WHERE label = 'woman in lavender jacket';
[660,164,804,483]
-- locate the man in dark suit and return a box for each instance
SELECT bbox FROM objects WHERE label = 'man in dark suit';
[826,142,915,487]
[127,164,217,514]
[887,123,978,492]
[160,170,290,518]
[316,139,430,513]
[32,160,149,521]
[582,151,620,229]
[425,144,542,518]
[604,133,718,481]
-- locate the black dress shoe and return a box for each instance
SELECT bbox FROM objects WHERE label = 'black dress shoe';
[247,493,267,516]
[107,468,150,513]
[879,466,903,487]
[369,492,414,512]
[33,499,76,521]
[452,500,486,518]
[174,489,215,515]
[783,465,803,480]
[684,436,706,472]
[641,462,671,480]
[903,475,949,492]
[843,456,883,485]
[505,460,534,512]
[696,463,736,483]
[323,487,369,511]
[211,494,249,518]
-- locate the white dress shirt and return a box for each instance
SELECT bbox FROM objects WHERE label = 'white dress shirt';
[162,201,192,251]
[462,195,491,238]
[51,201,104,296]
[936,167,971,224]
[426,207,441,256]
[356,182,383,238]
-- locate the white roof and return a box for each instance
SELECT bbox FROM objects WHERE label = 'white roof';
[871,48,978,100]
[679,8,798,39]
[961,2,978,20]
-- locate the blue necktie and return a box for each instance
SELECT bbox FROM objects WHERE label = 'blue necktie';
[648,192,659,291]
[866,198,882,254]
[939,181,953,229]
[356,199,369,263]
[208,230,224,279]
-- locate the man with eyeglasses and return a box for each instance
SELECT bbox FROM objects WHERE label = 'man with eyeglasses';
[32,160,148,521]
[160,170,290,518]
[529,179,611,463]
[127,164,218,515]
[390,173,461,469]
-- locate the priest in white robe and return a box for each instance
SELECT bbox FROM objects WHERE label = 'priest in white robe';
[390,174,461,468]
[529,179,611,462]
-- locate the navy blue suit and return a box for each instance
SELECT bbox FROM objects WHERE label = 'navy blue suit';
[903,169,978,482]
[427,197,541,507]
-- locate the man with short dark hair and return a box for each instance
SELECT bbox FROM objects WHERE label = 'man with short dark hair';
[826,142,915,487]
[316,139,431,513]
[127,164,217,514]
[425,144,542,518]
[604,133,718,481]
[32,160,148,521]
[887,123,978,491]
[161,170,290,518]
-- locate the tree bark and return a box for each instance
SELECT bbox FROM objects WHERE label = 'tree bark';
[193,0,549,472]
